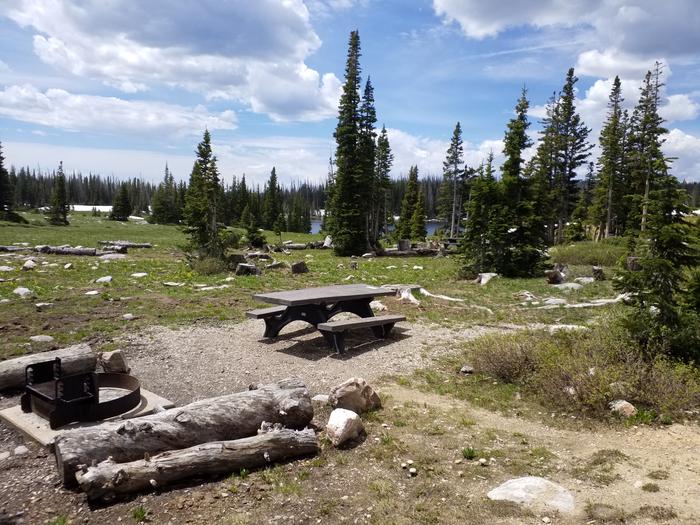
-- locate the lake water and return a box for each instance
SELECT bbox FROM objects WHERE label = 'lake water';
[310,219,444,236]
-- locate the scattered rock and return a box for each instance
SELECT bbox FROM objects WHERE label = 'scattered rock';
[290,261,309,274]
[552,282,583,291]
[163,281,185,287]
[95,276,113,283]
[487,476,575,514]
[235,263,261,276]
[131,272,148,278]
[474,272,498,285]
[12,287,32,298]
[336,263,345,269]
[408,467,417,476]
[361,252,376,258]
[99,253,126,260]
[326,408,364,447]
[459,364,475,375]
[385,265,397,269]
[0,265,15,272]
[412,265,423,270]
[574,277,595,285]
[515,290,537,302]
[100,349,131,374]
[329,377,381,414]
[0,451,10,461]
[344,275,354,281]
[479,458,488,466]
[29,335,54,344]
[22,259,37,271]
[323,235,333,248]
[609,399,637,418]
[122,313,136,321]
[13,445,29,457]
[370,300,387,312]
[311,394,329,404]
[592,266,606,281]
[64,263,73,269]
[542,297,567,306]
[84,290,100,296]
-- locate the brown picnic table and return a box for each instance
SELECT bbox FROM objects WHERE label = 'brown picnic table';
[247,284,404,353]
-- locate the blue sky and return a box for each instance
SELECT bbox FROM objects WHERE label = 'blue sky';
[1,0,699,186]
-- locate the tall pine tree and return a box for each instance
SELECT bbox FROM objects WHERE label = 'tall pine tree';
[262,167,282,230]
[439,122,464,238]
[397,166,419,240]
[47,162,69,226]
[110,183,132,221]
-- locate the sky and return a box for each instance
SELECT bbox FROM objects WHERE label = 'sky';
[0,0,699,187]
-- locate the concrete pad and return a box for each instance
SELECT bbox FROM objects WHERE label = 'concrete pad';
[0,388,174,446]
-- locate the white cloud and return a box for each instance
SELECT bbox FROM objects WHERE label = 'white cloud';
[575,49,660,79]
[4,0,341,122]
[0,84,236,136]
[660,94,700,122]
[664,128,700,182]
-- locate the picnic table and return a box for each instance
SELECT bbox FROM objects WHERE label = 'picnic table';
[247,284,405,353]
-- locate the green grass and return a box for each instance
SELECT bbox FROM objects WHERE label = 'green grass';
[131,505,150,523]
[550,238,627,266]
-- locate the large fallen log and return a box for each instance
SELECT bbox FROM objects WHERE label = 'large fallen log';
[75,426,318,500]
[98,240,152,248]
[54,378,313,486]
[34,245,97,256]
[0,344,96,391]
[0,245,31,252]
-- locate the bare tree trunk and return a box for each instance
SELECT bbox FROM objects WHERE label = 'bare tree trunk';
[54,378,312,486]
[0,344,96,391]
[75,427,318,501]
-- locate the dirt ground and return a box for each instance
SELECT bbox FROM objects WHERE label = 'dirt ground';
[1,320,699,524]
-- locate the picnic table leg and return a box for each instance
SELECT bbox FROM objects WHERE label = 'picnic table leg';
[321,332,345,354]
[263,305,329,338]
[371,322,396,339]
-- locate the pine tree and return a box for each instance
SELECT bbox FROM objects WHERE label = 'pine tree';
[150,163,178,224]
[410,187,427,240]
[0,141,18,222]
[359,77,377,247]
[184,130,222,258]
[110,183,132,221]
[397,166,419,239]
[373,125,394,239]
[262,167,282,230]
[47,162,69,225]
[273,212,286,243]
[327,30,366,255]
[439,122,464,238]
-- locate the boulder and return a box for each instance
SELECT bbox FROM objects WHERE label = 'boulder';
[592,266,606,281]
[235,263,261,276]
[291,261,309,274]
[99,349,131,374]
[487,476,575,514]
[574,277,595,285]
[64,263,73,270]
[99,253,126,260]
[543,297,567,306]
[312,394,329,404]
[22,259,37,271]
[326,408,364,447]
[329,377,381,414]
[12,287,32,298]
[609,399,637,418]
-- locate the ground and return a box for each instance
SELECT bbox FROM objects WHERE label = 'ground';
[0,214,698,524]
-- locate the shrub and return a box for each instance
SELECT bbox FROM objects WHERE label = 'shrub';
[190,257,228,275]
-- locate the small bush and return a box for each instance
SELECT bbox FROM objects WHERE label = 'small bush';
[190,257,228,275]
[461,447,477,460]
[470,335,542,383]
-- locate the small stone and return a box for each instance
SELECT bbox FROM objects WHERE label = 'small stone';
[100,350,130,374]
[370,300,387,312]
[131,272,148,278]
[35,302,53,311]
[479,458,488,466]
[409,468,417,476]
[542,517,551,524]
[13,287,33,298]
[122,313,136,321]
[311,394,329,404]
[459,364,474,375]
[0,265,15,272]
[0,451,10,461]
[412,265,423,270]
[406,460,414,466]
[64,263,73,269]
[85,290,100,296]
[29,335,54,344]
[349,261,358,270]
[609,399,637,418]
[14,445,29,456]
[163,281,185,287]
[22,259,37,270]
[361,252,376,258]
[95,276,112,283]
[400,462,407,469]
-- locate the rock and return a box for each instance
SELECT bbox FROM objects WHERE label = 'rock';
[29,335,54,344]
[412,265,423,270]
[542,297,567,306]
[85,290,100,296]
[95,276,113,283]
[131,272,148,278]
[349,261,358,270]
[163,281,185,287]
[552,282,583,291]
[609,399,637,418]
[329,377,381,414]
[122,313,136,321]
[361,252,376,258]
[291,261,309,274]
[22,259,37,271]
[323,235,333,248]
[459,364,474,375]
[100,349,130,374]
[235,263,261,276]
[487,476,575,514]
[99,253,126,260]
[544,270,565,284]
[574,277,595,285]
[12,287,32,298]
[13,445,29,457]
[370,300,387,312]
[397,239,411,251]
[592,266,606,281]
[408,467,417,476]
[474,272,498,285]
[515,290,537,302]
[0,265,15,272]
[0,451,10,461]
[64,263,73,269]
[325,408,364,447]
[385,265,397,269]
[35,302,53,311]
[311,394,329,404]
[479,458,488,466]
[336,263,345,269]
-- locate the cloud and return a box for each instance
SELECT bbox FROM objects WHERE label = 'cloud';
[575,49,660,79]
[660,94,700,122]
[0,84,236,136]
[4,0,341,122]
[664,128,700,182]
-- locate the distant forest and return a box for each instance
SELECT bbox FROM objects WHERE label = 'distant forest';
[3,164,454,219]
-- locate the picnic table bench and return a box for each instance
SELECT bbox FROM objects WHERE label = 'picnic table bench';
[247,284,405,353]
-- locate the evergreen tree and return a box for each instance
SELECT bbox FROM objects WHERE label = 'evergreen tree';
[327,30,365,255]
[410,187,427,240]
[439,122,464,238]
[273,212,286,243]
[184,130,222,258]
[359,77,377,247]
[262,167,282,229]
[373,125,393,239]
[150,163,178,224]
[47,162,69,225]
[397,166,419,239]
[0,141,19,222]
[109,183,132,221]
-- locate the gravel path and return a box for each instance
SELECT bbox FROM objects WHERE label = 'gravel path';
[123,319,493,404]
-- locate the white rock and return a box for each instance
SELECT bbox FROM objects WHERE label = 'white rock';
[22,259,37,270]
[100,349,130,374]
[85,290,100,296]
[329,377,381,414]
[312,394,329,404]
[574,277,595,285]
[543,297,567,306]
[12,287,32,298]
[96,276,113,283]
[0,451,10,461]
[13,445,29,457]
[475,272,498,285]
[223,276,235,282]
[385,265,397,269]
[131,272,148,278]
[412,265,423,270]
[487,476,575,513]
[0,299,10,304]
[29,335,54,343]
[122,313,136,321]
[64,263,73,269]
[552,283,583,292]
[609,399,637,418]
[163,281,185,287]
[370,300,387,312]
[0,265,15,272]
[323,235,333,248]
[99,253,126,260]
[409,467,417,476]
[326,408,364,447]
[362,252,376,258]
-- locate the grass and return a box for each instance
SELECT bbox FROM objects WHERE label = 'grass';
[641,482,660,492]
[550,237,627,266]
[572,449,629,486]
[131,505,150,523]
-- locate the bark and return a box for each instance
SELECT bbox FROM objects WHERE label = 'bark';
[0,246,31,252]
[54,378,313,486]
[98,241,152,248]
[34,246,97,256]
[0,344,96,391]
[75,427,318,500]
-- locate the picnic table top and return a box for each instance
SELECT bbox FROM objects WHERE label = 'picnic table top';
[252,284,395,307]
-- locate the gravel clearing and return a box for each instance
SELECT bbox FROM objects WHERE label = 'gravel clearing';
[123,319,493,404]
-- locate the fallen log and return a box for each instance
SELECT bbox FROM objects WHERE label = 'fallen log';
[75,427,318,500]
[0,245,31,252]
[0,344,96,391]
[284,243,308,250]
[98,241,152,248]
[54,378,313,486]
[35,246,97,256]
